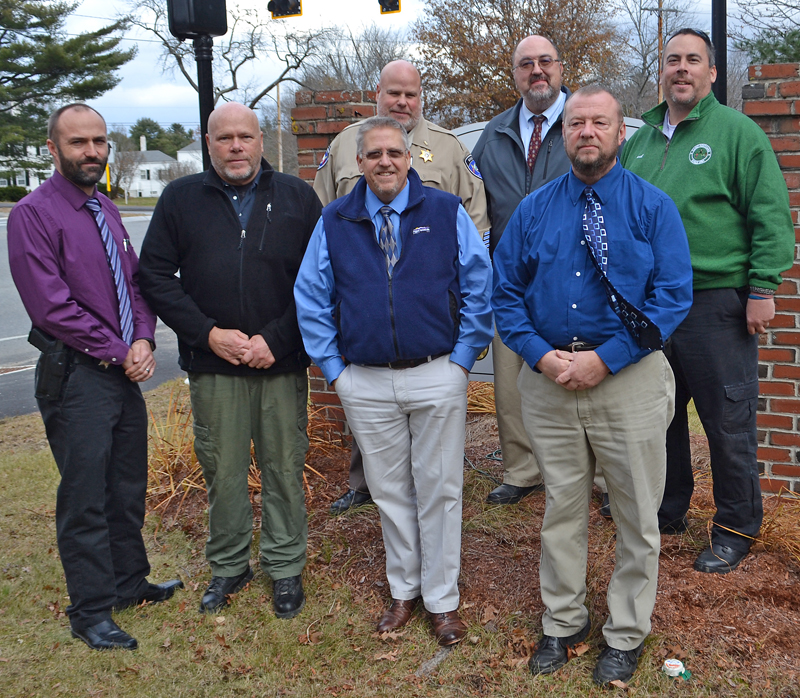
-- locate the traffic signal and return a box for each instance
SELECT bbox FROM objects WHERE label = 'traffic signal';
[167,0,228,41]
[268,0,302,18]
[379,0,400,13]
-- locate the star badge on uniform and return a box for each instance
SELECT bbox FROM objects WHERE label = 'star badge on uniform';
[420,148,433,163]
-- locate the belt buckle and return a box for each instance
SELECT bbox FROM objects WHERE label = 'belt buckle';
[566,341,589,353]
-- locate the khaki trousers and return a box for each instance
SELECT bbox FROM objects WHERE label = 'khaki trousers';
[493,330,607,492]
[518,351,674,649]
[335,356,467,613]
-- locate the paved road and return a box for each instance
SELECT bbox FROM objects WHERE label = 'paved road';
[0,213,185,418]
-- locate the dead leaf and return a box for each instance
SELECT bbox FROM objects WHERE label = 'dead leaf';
[215,634,229,649]
[215,616,226,625]
[568,642,590,659]
[178,601,187,613]
[162,638,171,649]
[374,649,400,661]
[377,630,405,642]
[610,679,629,690]
[481,604,499,625]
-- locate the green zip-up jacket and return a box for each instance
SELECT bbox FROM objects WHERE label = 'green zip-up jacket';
[621,92,793,291]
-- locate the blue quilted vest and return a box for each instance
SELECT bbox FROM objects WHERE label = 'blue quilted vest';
[322,168,462,365]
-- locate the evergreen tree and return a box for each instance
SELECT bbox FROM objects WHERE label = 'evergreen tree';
[0,0,134,178]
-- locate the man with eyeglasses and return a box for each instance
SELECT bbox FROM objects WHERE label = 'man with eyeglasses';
[295,116,493,645]
[314,59,491,517]
[472,36,575,506]
[622,29,794,574]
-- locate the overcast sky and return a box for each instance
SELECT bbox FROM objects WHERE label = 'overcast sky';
[70,0,721,133]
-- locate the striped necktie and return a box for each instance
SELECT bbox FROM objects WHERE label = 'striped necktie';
[379,205,399,276]
[85,197,134,346]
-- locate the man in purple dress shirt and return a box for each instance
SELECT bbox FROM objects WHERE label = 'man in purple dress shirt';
[7,103,182,651]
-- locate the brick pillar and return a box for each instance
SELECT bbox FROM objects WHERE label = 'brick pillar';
[743,64,800,493]
[292,90,376,435]
[292,89,377,184]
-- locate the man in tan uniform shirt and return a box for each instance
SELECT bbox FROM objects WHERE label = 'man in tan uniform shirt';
[314,59,490,515]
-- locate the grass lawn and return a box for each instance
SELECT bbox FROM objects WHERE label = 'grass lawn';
[0,380,795,697]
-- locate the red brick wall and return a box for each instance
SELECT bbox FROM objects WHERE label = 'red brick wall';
[744,64,800,493]
[292,90,377,432]
[292,89,377,184]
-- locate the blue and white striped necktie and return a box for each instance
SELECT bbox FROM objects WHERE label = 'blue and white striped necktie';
[85,197,134,346]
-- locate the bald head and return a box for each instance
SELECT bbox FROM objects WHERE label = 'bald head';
[512,35,563,114]
[206,102,263,185]
[376,60,422,133]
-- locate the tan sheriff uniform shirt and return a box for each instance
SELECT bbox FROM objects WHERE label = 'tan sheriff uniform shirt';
[313,117,490,238]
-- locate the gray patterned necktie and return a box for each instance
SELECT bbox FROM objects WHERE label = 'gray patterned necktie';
[378,205,399,276]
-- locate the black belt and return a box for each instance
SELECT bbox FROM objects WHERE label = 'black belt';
[553,342,600,352]
[70,351,120,371]
[365,352,448,370]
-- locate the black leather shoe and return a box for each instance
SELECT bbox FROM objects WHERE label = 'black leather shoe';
[529,619,591,675]
[273,575,305,619]
[114,579,185,610]
[486,483,544,505]
[329,489,373,516]
[599,493,612,519]
[694,544,748,574]
[199,567,254,612]
[592,642,644,685]
[71,619,138,651]
[660,515,688,535]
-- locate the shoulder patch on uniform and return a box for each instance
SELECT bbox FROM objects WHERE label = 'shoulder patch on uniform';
[317,146,330,170]
[465,154,482,180]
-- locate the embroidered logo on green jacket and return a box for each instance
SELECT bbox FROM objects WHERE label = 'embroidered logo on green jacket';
[689,144,712,165]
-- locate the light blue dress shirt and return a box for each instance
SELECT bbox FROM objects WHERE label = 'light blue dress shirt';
[518,89,567,153]
[295,180,493,385]
[492,162,693,375]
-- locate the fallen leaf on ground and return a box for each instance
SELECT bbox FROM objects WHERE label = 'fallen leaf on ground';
[374,649,400,661]
[481,604,499,625]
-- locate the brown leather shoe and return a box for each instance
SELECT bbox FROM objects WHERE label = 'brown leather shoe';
[430,610,467,646]
[376,598,419,633]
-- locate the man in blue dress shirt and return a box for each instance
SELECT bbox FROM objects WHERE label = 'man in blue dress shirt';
[295,116,493,646]
[493,86,693,686]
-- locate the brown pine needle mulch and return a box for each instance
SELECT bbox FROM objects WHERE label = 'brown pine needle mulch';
[146,381,800,689]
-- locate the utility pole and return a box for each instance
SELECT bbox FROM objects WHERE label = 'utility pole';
[194,34,215,171]
[276,83,283,173]
[645,1,679,103]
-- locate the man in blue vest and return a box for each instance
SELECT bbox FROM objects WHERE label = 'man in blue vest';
[295,116,493,646]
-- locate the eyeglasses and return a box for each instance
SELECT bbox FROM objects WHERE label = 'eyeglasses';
[513,56,561,72]
[361,149,407,161]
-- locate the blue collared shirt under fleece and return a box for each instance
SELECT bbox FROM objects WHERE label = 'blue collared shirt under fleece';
[492,161,694,375]
[295,180,493,385]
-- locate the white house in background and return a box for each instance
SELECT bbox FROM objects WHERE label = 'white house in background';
[124,136,176,198]
[0,145,53,190]
[177,139,203,173]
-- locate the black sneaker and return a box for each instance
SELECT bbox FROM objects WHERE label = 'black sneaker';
[273,575,305,619]
[199,567,253,613]
[592,642,644,685]
[529,618,591,675]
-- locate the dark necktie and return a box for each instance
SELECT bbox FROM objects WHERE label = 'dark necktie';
[378,205,399,276]
[85,197,134,346]
[526,115,546,171]
[582,187,662,351]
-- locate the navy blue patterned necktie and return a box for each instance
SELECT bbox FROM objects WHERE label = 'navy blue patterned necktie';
[85,197,134,345]
[582,187,662,351]
[378,205,399,276]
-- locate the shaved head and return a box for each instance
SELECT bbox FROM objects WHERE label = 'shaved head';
[376,60,422,133]
[206,102,263,185]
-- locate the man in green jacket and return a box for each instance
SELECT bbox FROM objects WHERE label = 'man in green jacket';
[622,28,794,574]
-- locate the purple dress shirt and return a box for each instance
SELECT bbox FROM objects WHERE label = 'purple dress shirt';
[7,171,156,366]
